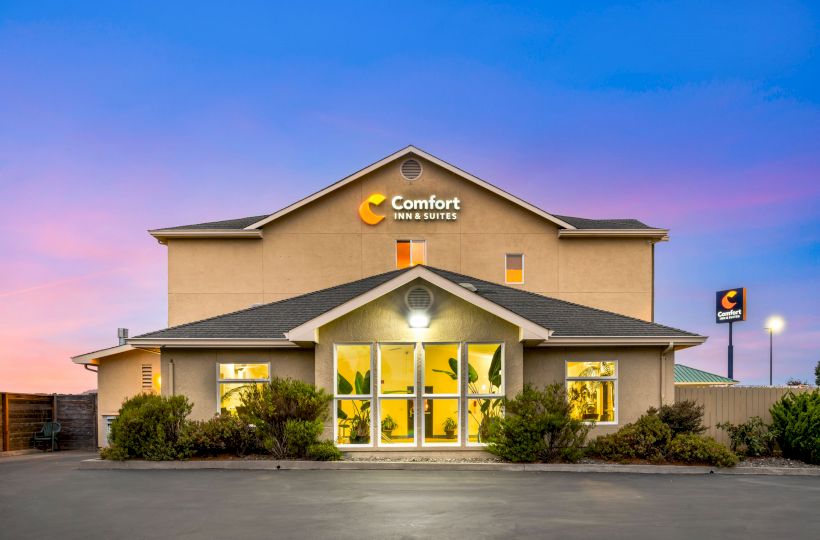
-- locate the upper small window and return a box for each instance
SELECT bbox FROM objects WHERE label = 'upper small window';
[505,254,524,283]
[397,240,426,269]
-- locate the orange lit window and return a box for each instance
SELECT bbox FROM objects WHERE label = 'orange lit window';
[397,240,426,269]
[505,254,524,283]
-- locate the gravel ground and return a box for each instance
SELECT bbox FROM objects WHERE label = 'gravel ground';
[736,456,820,469]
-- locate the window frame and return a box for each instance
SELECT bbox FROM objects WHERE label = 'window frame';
[564,360,618,426]
[395,239,427,269]
[421,342,462,447]
[504,253,525,284]
[465,342,505,447]
[376,342,418,448]
[215,362,272,415]
[333,343,375,448]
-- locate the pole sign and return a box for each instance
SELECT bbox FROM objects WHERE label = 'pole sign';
[716,288,747,324]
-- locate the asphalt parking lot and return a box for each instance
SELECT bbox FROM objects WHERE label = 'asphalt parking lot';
[1,452,818,539]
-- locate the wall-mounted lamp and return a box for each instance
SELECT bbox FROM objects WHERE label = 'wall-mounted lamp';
[409,311,430,328]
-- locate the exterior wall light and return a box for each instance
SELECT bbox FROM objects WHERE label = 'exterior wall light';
[409,312,430,328]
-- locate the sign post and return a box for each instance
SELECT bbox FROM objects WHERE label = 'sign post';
[715,288,747,379]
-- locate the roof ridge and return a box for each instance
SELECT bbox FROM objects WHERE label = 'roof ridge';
[424,266,698,336]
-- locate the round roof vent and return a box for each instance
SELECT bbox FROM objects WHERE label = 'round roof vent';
[405,285,433,311]
[400,158,423,181]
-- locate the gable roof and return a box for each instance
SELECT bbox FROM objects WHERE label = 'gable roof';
[674,364,738,385]
[148,146,667,239]
[128,266,704,348]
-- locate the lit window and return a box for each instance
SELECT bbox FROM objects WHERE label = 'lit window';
[422,343,461,445]
[335,344,373,445]
[396,240,426,269]
[505,254,524,283]
[566,361,617,423]
[378,344,416,445]
[217,363,271,415]
[467,343,504,444]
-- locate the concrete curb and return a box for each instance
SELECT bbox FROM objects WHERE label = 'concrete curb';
[78,458,820,476]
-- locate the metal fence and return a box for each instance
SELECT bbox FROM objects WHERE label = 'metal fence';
[674,386,814,445]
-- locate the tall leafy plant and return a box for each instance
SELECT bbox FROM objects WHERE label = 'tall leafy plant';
[336,370,371,443]
[433,345,503,442]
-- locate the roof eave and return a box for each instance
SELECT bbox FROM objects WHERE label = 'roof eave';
[148,229,263,244]
[558,229,670,241]
[537,336,706,348]
[71,344,137,365]
[126,338,300,348]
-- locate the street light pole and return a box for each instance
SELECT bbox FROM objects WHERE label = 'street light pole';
[769,327,773,386]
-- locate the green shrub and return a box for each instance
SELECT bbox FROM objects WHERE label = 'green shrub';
[587,415,672,462]
[104,394,193,461]
[770,390,820,464]
[307,440,343,461]
[717,416,777,457]
[647,400,706,436]
[666,433,738,467]
[487,384,590,463]
[283,419,324,458]
[184,414,259,457]
[237,377,332,459]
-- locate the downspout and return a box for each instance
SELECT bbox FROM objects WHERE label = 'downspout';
[169,358,175,396]
[661,342,674,405]
[84,364,98,373]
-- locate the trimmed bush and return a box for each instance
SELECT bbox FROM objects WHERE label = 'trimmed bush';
[184,414,259,457]
[237,377,332,459]
[647,400,706,436]
[770,390,820,464]
[307,441,343,461]
[487,384,590,463]
[103,394,193,461]
[587,414,672,463]
[717,416,777,457]
[666,433,738,467]
[283,419,324,458]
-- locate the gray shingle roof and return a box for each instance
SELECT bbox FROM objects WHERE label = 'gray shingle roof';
[134,266,698,341]
[152,215,269,231]
[553,215,655,230]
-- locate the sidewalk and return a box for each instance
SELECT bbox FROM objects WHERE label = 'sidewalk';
[79,458,820,476]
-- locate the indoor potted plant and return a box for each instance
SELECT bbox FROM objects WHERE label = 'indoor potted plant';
[381,415,398,438]
[442,417,457,439]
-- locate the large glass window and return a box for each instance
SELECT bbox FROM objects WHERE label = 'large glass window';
[505,253,524,284]
[396,240,426,269]
[379,344,416,445]
[467,343,504,444]
[566,361,617,423]
[423,343,460,445]
[335,345,373,445]
[217,362,271,415]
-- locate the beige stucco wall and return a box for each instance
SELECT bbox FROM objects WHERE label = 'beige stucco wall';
[96,348,160,446]
[314,279,524,445]
[165,154,655,325]
[524,346,675,437]
[159,348,314,421]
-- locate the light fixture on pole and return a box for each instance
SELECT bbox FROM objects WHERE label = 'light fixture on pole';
[764,315,784,386]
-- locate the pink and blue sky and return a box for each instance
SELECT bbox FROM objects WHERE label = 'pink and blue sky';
[1,1,819,393]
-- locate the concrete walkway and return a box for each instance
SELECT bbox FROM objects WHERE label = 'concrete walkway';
[79,456,820,476]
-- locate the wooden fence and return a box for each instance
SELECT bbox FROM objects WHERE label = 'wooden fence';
[0,393,97,452]
[674,386,814,445]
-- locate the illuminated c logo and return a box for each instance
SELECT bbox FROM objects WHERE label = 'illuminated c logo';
[721,290,737,310]
[358,193,386,225]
